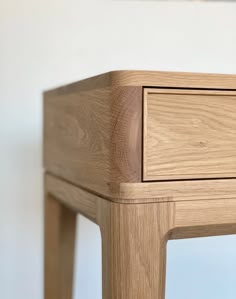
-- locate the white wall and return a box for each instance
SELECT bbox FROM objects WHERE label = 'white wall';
[1,0,236,298]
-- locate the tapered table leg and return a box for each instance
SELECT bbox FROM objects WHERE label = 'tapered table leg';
[99,200,173,299]
[44,194,76,299]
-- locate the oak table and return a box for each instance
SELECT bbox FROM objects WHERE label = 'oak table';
[44,70,236,299]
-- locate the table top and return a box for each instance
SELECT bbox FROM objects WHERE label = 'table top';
[45,70,236,95]
[44,69,236,202]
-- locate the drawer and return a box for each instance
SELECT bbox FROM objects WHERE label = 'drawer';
[143,88,236,181]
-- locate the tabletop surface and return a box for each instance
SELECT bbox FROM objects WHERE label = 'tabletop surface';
[45,70,236,95]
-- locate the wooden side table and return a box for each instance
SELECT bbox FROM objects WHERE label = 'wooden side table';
[43,70,236,299]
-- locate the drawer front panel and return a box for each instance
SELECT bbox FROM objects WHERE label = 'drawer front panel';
[143,88,236,181]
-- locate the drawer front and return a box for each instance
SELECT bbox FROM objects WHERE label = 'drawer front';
[143,88,236,181]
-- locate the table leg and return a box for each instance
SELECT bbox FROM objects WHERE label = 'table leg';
[44,194,76,299]
[99,200,173,299]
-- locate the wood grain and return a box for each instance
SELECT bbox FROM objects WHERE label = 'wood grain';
[175,198,236,228]
[43,70,236,299]
[172,198,236,239]
[45,173,97,222]
[45,173,236,204]
[112,70,236,90]
[44,193,76,299]
[144,88,236,181]
[98,199,174,299]
[45,70,236,94]
[117,178,236,202]
[44,86,142,197]
[44,174,236,299]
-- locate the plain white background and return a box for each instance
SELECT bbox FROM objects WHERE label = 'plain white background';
[1,0,236,298]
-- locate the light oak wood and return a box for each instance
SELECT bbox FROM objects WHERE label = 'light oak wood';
[44,86,142,197]
[173,198,236,239]
[111,70,236,89]
[44,70,236,201]
[44,193,76,299]
[117,178,236,202]
[45,70,236,93]
[44,174,236,299]
[44,70,236,299]
[45,173,97,222]
[144,88,236,181]
[46,173,236,204]
[98,200,174,299]
[98,197,236,298]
